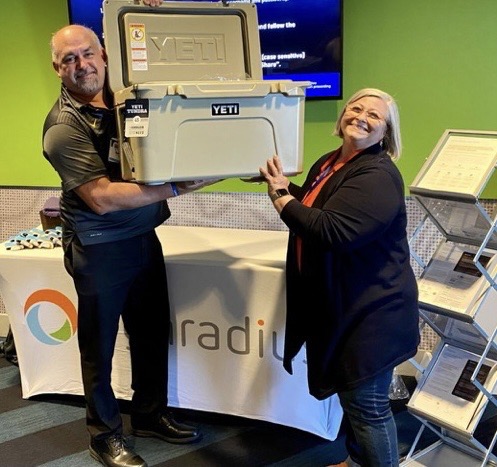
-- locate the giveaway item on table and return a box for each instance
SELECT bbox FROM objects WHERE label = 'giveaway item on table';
[4,227,62,250]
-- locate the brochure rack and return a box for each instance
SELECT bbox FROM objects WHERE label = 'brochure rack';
[404,129,497,466]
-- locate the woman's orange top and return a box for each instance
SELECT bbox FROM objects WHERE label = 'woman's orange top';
[296,148,358,270]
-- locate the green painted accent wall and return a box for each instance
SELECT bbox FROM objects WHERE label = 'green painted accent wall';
[3,0,497,196]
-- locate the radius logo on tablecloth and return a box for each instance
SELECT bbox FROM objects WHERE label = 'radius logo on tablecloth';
[24,289,77,345]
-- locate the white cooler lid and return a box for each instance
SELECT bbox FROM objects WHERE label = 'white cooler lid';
[102,0,263,93]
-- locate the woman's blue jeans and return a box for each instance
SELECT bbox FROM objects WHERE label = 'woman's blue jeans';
[337,368,398,467]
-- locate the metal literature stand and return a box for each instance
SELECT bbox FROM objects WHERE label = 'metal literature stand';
[404,129,497,466]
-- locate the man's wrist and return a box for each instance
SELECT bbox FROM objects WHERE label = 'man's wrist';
[170,182,179,197]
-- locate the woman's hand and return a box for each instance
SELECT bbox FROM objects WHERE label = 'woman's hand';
[259,155,293,212]
[259,155,290,193]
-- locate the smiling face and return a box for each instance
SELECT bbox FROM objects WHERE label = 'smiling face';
[340,96,389,151]
[51,25,107,103]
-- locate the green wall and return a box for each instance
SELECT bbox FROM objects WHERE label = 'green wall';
[3,0,497,195]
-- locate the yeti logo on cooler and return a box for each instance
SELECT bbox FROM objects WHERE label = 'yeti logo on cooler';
[211,103,240,116]
[150,36,226,63]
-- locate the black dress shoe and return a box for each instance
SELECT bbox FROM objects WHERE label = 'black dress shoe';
[132,411,201,444]
[89,434,147,467]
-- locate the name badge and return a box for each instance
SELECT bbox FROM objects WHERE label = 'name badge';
[108,138,120,163]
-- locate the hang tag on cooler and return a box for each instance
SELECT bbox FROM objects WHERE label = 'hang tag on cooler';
[124,99,149,137]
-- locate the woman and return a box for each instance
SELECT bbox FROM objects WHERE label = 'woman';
[259,88,420,466]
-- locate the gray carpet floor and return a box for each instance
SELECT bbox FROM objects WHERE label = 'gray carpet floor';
[1,354,432,466]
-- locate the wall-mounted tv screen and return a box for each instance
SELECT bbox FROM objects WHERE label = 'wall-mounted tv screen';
[67,0,343,100]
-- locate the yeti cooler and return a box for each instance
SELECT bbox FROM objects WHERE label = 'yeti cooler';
[103,0,310,184]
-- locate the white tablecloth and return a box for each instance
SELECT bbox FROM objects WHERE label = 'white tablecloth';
[0,225,342,440]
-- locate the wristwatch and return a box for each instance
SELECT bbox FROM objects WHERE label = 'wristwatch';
[270,188,290,202]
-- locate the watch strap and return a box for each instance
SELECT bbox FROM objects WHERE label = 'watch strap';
[270,188,290,202]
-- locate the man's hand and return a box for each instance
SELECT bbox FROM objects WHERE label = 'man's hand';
[176,179,223,194]
[142,0,162,6]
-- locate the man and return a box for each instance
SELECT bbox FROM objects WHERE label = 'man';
[43,14,214,467]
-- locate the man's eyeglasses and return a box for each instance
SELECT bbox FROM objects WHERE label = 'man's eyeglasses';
[345,105,385,123]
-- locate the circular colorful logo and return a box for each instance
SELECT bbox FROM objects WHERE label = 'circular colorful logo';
[24,289,77,345]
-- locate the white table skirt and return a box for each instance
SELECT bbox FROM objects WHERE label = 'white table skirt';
[0,225,342,440]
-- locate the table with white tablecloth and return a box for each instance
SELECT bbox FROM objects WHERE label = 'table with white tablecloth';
[0,225,342,440]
